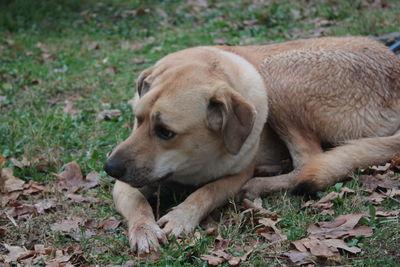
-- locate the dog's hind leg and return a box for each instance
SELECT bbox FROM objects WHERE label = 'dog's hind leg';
[293,135,400,194]
[240,170,300,199]
[113,181,167,254]
[241,129,323,198]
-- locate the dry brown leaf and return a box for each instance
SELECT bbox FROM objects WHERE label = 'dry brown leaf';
[200,254,225,265]
[10,156,30,168]
[57,161,84,193]
[34,199,57,213]
[2,244,30,263]
[340,187,355,194]
[365,192,387,205]
[50,216,84,233]
[360,174,400,191]
[96,109,121,120]
[242,198,279,218]
[21,180,46,195]
[82,171,101,189]
[302,237,337,257]
[57,162,100,193]
[387,188,400,197]
[308,213,372,239]
[84,218,98,229]
[1,167,25,193]
[257,217,287,245]
[287,213,371,264]
[317,191,340,204]
[284,250,313,265]
[0,190,21,207]
[98,216,121,230]
[376,210,399,217]
[7,203,36,218]
[67,193,98,203]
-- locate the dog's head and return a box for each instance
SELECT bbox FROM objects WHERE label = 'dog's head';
[104,47,265,188]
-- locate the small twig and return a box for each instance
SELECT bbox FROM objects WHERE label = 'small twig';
[379,189,400,204]
[5,212,17,227]
[156,183,161,220]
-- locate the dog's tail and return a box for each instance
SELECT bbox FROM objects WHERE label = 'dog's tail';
[293,134,400,194]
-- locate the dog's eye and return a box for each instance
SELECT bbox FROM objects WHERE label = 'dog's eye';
[155,125,176,140]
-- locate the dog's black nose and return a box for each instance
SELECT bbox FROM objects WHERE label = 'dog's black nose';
[104,158,126,179]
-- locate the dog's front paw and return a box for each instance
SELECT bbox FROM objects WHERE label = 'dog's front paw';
[129,220,167,254]
[157,206,199,237]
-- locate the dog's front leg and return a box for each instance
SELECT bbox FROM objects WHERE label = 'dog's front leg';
[113,181,167,254]
[157,162,254,237]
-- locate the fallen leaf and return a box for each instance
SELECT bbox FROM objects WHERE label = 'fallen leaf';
[97,109,121,120]
[376,210,399,217]
[7,203,36,218]
[84,218,98,229]
[10,156,31,168]
[34,199,57,213]
[21,180,46,195]
[360,174,400,191]
[287,213,372,264]
[57,162,99,193]
[365,192,387,205]
[98,216,121,230]
[323,238,361,254]
[67,193,98,203]
[1,167,25,193]
[242,198,279,218]
[2,244,30,263]
[57,162,84,193]
[387,188,400,197]
[82,171,101,189]
[284,250,313,265]
[50,216,84,233]
[1,191,21,207]
[200,254,225,265]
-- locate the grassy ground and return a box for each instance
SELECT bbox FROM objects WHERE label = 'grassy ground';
[1,0,399,266]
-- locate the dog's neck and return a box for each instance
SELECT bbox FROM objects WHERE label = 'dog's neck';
[169,47,268,186]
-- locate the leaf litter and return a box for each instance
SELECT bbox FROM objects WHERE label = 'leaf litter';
[0,159,107,266]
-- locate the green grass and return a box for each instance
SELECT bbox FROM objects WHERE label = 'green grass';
[1,0,399,265]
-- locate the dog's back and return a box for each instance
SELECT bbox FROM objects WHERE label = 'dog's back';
[230,37,400,194]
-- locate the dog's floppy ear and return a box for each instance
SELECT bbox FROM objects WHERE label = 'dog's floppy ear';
[136,67,154,97]
[206,88,257,155]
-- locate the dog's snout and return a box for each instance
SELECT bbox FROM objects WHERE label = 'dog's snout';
[104,158,126,179]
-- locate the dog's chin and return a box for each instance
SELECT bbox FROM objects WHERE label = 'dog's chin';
[124,172,174,188]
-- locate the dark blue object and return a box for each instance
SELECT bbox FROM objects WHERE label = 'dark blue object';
[389,40,400,51]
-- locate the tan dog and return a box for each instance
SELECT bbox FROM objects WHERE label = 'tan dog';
[104,36,400,253]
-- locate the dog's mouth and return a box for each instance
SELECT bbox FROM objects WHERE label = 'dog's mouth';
[126,171,174,188]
